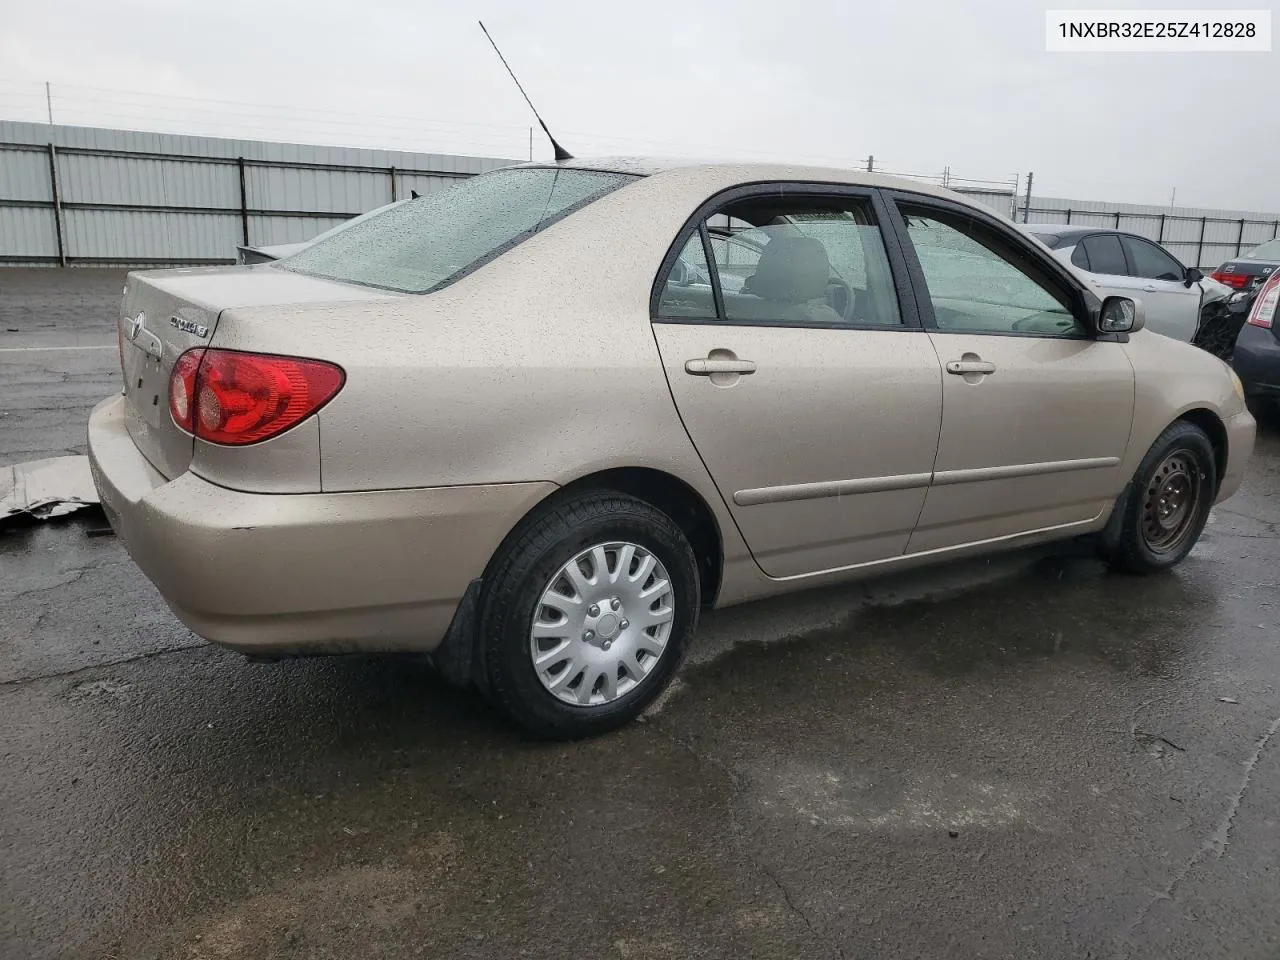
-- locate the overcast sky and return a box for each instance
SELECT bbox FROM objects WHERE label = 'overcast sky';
[1,0,1276,211]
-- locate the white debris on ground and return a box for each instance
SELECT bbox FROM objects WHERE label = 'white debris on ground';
[0,456,99,522]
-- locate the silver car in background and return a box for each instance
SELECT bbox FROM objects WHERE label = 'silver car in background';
[1024,224,1232,344]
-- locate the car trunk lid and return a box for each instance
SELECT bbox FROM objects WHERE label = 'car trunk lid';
[1212,259,1277,290]
[119,266,398,479]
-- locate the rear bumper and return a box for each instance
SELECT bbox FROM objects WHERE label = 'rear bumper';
[1232,323,1280,396]
[87,394,555,655]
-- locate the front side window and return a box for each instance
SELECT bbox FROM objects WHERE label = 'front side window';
[1079,234,1128,276]
[280,167,635,293]
[899,205,1085,338]
[1122,237,1185,282]
[657,196,902,327]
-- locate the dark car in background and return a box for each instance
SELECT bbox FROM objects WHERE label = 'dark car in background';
[1233,269,1280,415]
[1212,238,1280,293]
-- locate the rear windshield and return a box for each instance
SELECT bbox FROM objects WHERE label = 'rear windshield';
[279,167,636,293]
[1245,239,1280,261]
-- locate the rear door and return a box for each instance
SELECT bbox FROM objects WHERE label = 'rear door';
[1120,235,1200,341]
[887,197,1135,553]
[650,185,943,579]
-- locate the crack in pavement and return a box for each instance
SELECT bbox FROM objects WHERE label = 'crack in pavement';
[0,558,120,604]
[0,641,204,688]
[1212,509,1280,533]
[1117,713,1280,955]
[655,725,847,959]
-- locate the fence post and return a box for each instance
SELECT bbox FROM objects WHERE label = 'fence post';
[1196,217,1207,269]
[1022,171,1033,223]
[46,143,66,266]
[1113,212,1121,228]
[1065,209,1072,224]
[237,157,249,247]
[1273,220,1279,240]
[389,166,397,202]
[866,155,874,173]
[1236,219,1246,257]
[1158,214,1166,242]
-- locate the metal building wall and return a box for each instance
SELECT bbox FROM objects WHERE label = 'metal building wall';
[0,121,514,265]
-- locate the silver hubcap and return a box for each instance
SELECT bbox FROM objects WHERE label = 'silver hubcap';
[530,541,675,707]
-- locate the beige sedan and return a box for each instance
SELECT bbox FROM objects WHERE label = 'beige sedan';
[89,160,1255,738]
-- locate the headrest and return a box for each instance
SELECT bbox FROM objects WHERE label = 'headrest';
[746,236,832,303]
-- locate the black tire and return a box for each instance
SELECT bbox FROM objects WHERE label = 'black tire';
[1099,421,1217,574]
[477,490,700,739]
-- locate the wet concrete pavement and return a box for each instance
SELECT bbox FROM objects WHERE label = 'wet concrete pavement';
[2,269,1280,959]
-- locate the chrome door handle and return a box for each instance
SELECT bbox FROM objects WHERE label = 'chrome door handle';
[1142,284,1157,292]
[945,359,996,375]
[685,358,757,376]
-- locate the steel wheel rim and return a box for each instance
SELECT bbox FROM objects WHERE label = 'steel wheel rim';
[529,541,675,707]
[1141,451,1203,554]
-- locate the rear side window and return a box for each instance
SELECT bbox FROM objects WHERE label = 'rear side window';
[1122,237,1185,282]
[656,234,716,320]
[657,195,902,327]
[280,167,635,293]
[1079,234,1128,275]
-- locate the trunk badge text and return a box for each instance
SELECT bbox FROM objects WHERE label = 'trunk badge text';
[170,316,210,339]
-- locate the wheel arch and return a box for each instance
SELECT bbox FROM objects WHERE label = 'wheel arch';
[553,466,725,608]
[1175,407,1228,487]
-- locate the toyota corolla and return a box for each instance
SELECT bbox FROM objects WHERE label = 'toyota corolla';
[89,159,1255,738]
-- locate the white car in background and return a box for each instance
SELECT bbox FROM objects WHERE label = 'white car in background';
[1023,225,1232,344]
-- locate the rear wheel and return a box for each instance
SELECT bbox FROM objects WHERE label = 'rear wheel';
[1100,421,1217,574]
[478,491,699,739]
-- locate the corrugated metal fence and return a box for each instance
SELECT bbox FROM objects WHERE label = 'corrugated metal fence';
[0,121,513,266]
[1021,195,1280,270]
[3,121,1278,270]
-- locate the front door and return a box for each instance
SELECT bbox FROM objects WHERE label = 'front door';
[1119,235,1201,342]
[650,188,943,579]
[889,199,1135,553]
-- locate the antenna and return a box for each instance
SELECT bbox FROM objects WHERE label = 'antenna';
[478,20,573,162]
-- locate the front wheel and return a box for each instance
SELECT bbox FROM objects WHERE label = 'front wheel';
[477,491,700,739]
[1099,421,1217,574]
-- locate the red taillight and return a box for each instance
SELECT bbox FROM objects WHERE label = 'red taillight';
[1247,273,1280,330]
[1210,270,1251,289]
[168,348,344,446]
[169,349,202,432]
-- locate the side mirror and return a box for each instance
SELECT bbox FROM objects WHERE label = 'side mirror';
[1099,295,1145,334]
[1185,266,1203,286]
